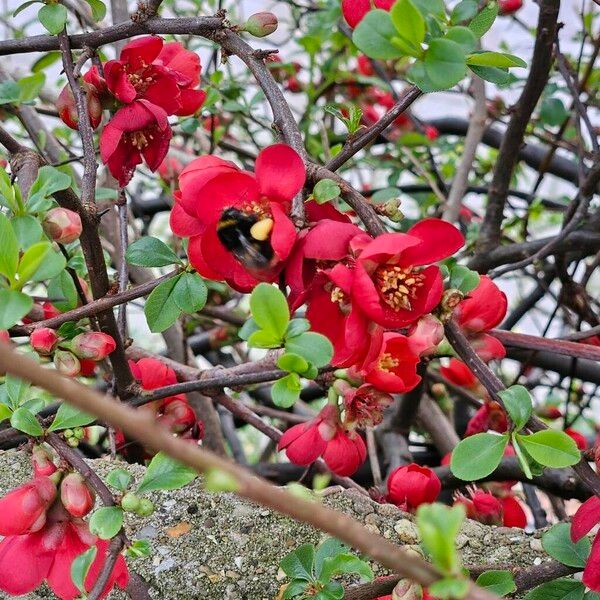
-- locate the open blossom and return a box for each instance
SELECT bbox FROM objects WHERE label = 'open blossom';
[386,464,441,512]
[100,100,172,186]
[352,219,464,329]
[343,383,393,428]
[170,144,304,291]
[341,0,394,28]
[464,401,508,436]
[0,477,56,536]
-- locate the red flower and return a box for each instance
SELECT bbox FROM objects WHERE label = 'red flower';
[277,405,338,466]
[60,474,95,518]
[440,358,479,390]
[322,428,367,476]
[57,68,105,131]
[357,55,374,76]
[100,100,172,186]
[30,327,59,355]
[406,314,444,357]
[341,0,395,28]
[572,497,600,591]
[501,495,527,528]
[0,502,128,599]
[454,489,503,525]
[343,384,393,428]
[565,428,587,450]
[0,477,56,536]
[499,0,523,15]
[424,125,439,141]
[67,332,116,361]
[386,464,441,512]
[464,401,507,436]
[104,36,204,117]
[170,144,305,291]
[32,447,58,478]
[352,219,464,328]
[129,357,178,390]
[361,332,421,394]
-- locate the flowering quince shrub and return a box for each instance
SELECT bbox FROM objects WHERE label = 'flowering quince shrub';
[0,0,599,598]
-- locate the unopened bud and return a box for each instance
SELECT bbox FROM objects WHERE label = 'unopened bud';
[121,492,141,513]
[136,498,155,516]
[32,446,57,478]
[430,382,447,398]
[30,327,59,355]
[499,0,523,15]
[65,331,116,361]
[54,350,81,377]
[67,437,80,447]
[43,207,82,244]
[73,427,85,439]
[244,12,278,37]
[57,82,103,130]
[158,399,197,434]
[441,288,464,312]
[383,199,404,222]
[60,472,95,517]
[392,579,423,600]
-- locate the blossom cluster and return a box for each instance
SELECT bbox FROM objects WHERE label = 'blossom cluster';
[58,36,206,186]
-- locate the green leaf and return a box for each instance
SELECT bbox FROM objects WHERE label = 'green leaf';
[48,402,95,431]
[286,319,311,338]
[71,546,97,594]
[137,451,197,494]
[511,433,533,479]
[424,39,467,90]
[476,570,517,596]
[38,3,68,34]
[125,237,181,267]
[6,374,30,408]
[12,215,43,249]
[390,0,426,55]
[250,283,290,339]
[469,65,515,86]
[247,329,283,349]
[17,73,45,103]
[106,469,132,492]
[411,0,445,18]
[277,353,309,374]
[312,179,341,204]
[0,213,19,280]
[0,81,21,105]
[280,544,315,581]
[319,554,373,584]
[238,318,259,341]
[282,579,310,599]
[314,539,347,577]
[516,430,580,468]
[469,2,498,37]
[542,523,590,568]
[449,265,480,294]
[0,404,12,422]
[31,51,61,72]
[28,166,71,211]
[451,0,478,23]
[144,274,182,333]
[31,248,67,282]
[126,539,151,558]
[352,10,404,60]
[429,577,469,599]
[445,26,478,53]
[271,373,302,408]
[172,272,207,314]
[285,332,333,369]
[15,241,51,288]
[85,0,106,20]
[540,98,569,127]
[0,290,33,329]
[204,468,240,493]
[523,579,585,600]
[47,270,78,311]
[13,0,42,17]
[467,51,526,68]
[89,506,124,540]
[450,432,509,480]
[498,385,532,431]
[10,407,43,436]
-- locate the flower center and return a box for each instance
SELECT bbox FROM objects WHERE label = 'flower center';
[128,130,152,150]
[330,286,346,305]
[374,265,425,311]
[127,62,156,93]
[378,352,399,372]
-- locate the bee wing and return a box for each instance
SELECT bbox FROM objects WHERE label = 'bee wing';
[231,235,272,270]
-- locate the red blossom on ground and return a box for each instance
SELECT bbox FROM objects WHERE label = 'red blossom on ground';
[386,464,441,512]
[170,144,305,291]
[352,219,464,329]
[341,0,395,28]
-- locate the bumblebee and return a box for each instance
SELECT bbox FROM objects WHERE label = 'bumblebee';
[216,208,275,271]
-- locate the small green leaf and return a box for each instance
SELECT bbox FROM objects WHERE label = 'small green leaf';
[172,272,207,314]
[38,3,68,34]
[247,329,283,349]
[445,26,478,53]
[390,0,426,54]
[28,166,71,211]
[286,319,311,338]
[0,290,33,329]
[451,0,478,23]
[516,430,580,468]
[238,318,260,341]
[280,544,315,581]
[428,577,469,599]
[85,0,106,20]
[449,265,480,294]
[467,51,526,68]
[277,353,309,374]
[106,469,132,492]
[523,579,585,600]
[89,506,123,540]
[15,241,52,288]
[476,570,517,596]
[272,373,302,408]
[469,65,515,86]
[498,385,532,431]
[314,539,347,577]
[285,332,333,368]
[144,274,182,333]
[47,270,78,311]
[312,179,341,204]
[13,0,42,17]
[12,215,43,249]
[352,10,404,60]
[125,237,182,267]
[469,2,498,37]
[126,539,151,558]
[204,468,240,492]
[48,402,95,431]
[542,523,590,568]
[0,213,19,280]
[424,38,467,90]
[250,283,290,339]
[31,51,61,72]
[319,554,373,584]
[450,432,509,480]
[10,407,43,436]
[6,374,30,408]
[283,579,310,599]
[411,0,446,18]
[71,546,97,594]
[17,72,46,103]
[31,248,67,282]
[0,404,12,422]
[137,451,197,494]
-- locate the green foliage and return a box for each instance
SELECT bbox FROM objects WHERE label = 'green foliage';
[204,468,240,493]
[523,579,586,600]
[542,523,591,568]
[89,506,124,540]
[10,407,43,436]
[172,272,208,314]
[312,179,341,204]
[71,547,97,594]
[38,3,68,34]
[498,385,532,430]
[450,432,509,480]
[0,290,33,329]
[448,265,480,294]
[324,104,363,134]
[137,452,197,494]
[514,430,580,469]
[0,73,45,105]
[475,570,517,596]
[85,0,106,20]
[48,402,95,432]
[271,372,303,408]
[352,10,403,60]
[250,283,290,340]
[106,469,132,492]
[125,237,182,267]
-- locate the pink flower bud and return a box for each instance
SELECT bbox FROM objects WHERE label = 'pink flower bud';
[57,82,103,130]
[392,579,423,600]
[0,477,56,535]
[454,489,503,525]
[54,350,81,377]
[424,125,439,141]
[0,331,9,344]
[387,464,441,512]
[158,398,197,434]
[407,315,444,357]
[244,12,278,37]
[499,0,523,15]
[32,446,58,478]
[68,332,116,360]
[60,472,95,518]
[30,327,59,355]
[43,207,82,244]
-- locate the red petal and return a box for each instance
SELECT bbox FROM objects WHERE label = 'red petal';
[502,496,527,528]
[47,523,90,600]
[572,496,600,542]
[120,35,163,69]
[158,42,201,86]
[323,430,366,476]
[404,219,464,266]
[305,200,351,223]
[358,232,421,266]
[303,220,363,260]
[104,61,136,104]
[143,73,182,115]
[170,202,204,237]
[454,276,507,333]
[85,540,129,598]
[341,0,371,28]
[255,144,306,202]
[279,422,327,465]
[141,123,172,171]
[99,124,123,164]
[106,102,156,132]
[471,333,506,361]
[0,533,52,595]
[175,88,206,116]
[583,534,600,592]
[270,202,296,261]
[187,235,228,282]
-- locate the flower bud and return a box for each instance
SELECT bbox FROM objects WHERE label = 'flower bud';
[499,0,523,15]
[387,464,441,512]
[454,489,503,525]
[136,498,155,516]
[424,125,439,141]
[121,492,141,513]
[158,398,197,434]
[79,358,97,377]
[32,446,57,478]
[441,288,464,312]
[43,207,82,244]
[407,315,444,357]
[54,350,81,377]
[382,199,404,222]
[392,579,423,600]
[67,436,80,447]
[565,428,587,450]
[244,12,278,37]
[30,327,60,355]
[67,331,116,360]
[60,473,95,518]
[57,82,103,130]
[0,477,56,535]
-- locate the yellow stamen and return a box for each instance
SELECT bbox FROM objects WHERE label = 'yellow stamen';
[375,265,425,312]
